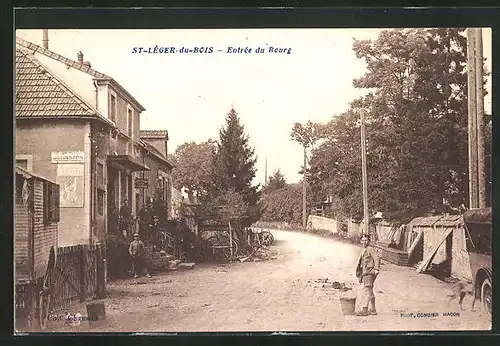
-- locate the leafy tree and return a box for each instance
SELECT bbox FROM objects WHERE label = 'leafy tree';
[264,169,287,193]
[261,182,314,225]
[170,140,216,201]
[308,28,490,224]
[210,108,263,227]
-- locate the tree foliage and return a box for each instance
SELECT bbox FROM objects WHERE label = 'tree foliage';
[210,108,264,227]
[308,28,491,224]
[263,169,287,193]
[170,140,216,199]
[261,182,313,225]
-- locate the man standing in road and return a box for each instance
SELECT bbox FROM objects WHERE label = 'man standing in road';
[128,233,152,279]
[355,233,381,316]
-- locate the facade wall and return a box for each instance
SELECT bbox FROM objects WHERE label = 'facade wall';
[108,86,141,145]
[146,138,167,157]
[15,205,30,280]
[140,153,173,219]
[16,120,90,247]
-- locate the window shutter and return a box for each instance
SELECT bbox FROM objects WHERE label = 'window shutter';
[51,183,60,222]
[43,181,50,224]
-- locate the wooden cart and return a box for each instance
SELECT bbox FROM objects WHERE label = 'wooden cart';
[195,206,240,262]
[15,166,60,331]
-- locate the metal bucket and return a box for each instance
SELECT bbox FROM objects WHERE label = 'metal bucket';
[339,297,356,315]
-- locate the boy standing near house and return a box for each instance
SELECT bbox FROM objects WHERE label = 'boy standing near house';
[355,233,381,316]
[128,233,152,278]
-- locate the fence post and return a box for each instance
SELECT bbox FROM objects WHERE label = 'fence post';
[95,244,105,299]
[79,245,86,302]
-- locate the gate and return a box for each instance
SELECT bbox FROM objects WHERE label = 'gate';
[49,244,105,312]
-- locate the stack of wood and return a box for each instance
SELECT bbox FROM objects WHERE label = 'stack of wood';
[374,243,410,266]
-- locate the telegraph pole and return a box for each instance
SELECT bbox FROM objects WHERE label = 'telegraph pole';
[303,146,307,231]
[360,110,369,235]
[467,28,479,209]
[474,28,487,208]
[264,157,268,188]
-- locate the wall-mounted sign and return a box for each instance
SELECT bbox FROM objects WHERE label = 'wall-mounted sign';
[57,164,84,207]
[134,177,149,189]
[51,151,85,163]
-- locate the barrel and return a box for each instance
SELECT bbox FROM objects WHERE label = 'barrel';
[339,297,356,315]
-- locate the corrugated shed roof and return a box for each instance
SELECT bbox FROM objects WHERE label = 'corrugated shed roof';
[408,214,463,228]
[16,48,99,119]
[16,37,146,112]
[140,130,169,140]
[15,165,56,184]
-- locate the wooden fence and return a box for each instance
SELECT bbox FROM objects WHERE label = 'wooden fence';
[50,244,105,312]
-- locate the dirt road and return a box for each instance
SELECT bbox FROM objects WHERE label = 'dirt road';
[46,230,491,332]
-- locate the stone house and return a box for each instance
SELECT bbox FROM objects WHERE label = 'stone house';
[15,36,165,246]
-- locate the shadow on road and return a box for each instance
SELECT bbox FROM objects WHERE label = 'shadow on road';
[272,238,287,246]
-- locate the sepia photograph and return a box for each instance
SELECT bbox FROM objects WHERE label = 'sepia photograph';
[14,25,492,333]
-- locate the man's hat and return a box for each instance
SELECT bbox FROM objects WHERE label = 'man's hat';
[133,233,140,238]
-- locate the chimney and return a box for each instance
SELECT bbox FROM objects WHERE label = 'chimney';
[42,29,49,49]
[77,51,83,63]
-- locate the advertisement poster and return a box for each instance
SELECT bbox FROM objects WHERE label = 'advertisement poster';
[57,163,84,207]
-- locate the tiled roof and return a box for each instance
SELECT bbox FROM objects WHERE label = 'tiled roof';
[16,37,146,112]
[15,47,107,120]
[140,130,169,140]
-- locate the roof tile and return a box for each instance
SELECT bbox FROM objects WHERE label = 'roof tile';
[140,130,169,139]
[15,47,99,119]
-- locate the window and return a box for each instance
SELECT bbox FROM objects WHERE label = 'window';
[43,181,60,224]
[97,190,105,216]
[110,94,117,123]
[16,159,28,169]
[127,107,133,138]
[16,155,33,172]
[97,161,104,186]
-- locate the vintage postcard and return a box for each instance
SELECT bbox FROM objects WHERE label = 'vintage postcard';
[14,26,492,333]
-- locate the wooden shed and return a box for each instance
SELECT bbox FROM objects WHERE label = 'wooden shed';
[410,215,473,282]
[15,166,59,284]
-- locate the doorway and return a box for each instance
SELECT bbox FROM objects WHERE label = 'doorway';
[107,167,117,234]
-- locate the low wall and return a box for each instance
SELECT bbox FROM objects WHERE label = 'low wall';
[306,215,340,234]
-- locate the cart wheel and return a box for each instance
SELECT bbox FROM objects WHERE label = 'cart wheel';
[261,231,274,246]
[38,289,51,329]
[481,278,492,317]
[207,235,239,262]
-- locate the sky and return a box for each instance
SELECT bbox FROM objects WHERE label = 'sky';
[16,28,492,186]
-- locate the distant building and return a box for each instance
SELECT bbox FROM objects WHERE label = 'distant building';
[138,130,174,219]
